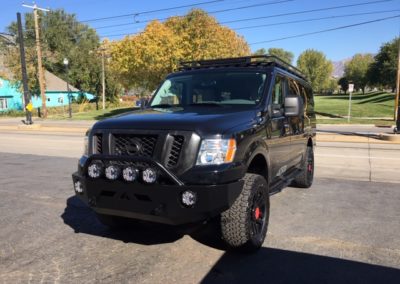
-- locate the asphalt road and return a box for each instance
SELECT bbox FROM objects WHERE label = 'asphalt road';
[1,130,399,182]
[0,131,400,283]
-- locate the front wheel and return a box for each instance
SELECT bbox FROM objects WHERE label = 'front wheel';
[220,173,270,252]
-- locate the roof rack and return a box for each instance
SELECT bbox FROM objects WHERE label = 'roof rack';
[179,55,307,81]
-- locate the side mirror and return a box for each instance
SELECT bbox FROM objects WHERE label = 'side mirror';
[284,96,303,117]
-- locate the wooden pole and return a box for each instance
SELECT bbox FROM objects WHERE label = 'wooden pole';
[33,7,47,118]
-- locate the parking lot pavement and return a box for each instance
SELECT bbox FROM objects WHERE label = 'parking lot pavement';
[316,142,400,183]
[0,152,399,283]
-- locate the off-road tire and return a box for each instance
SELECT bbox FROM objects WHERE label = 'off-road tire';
[220,173,269,252]
[293,146,314,188]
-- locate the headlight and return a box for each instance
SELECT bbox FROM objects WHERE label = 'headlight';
[196,138,236,165]
[83,136,89,156]
[83,128,90,156]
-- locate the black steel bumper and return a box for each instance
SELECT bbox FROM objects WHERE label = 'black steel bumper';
[71,155,243,225]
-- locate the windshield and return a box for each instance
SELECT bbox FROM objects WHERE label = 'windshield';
[150,71,267,107]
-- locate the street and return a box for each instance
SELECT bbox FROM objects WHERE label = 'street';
[0,130,400,283]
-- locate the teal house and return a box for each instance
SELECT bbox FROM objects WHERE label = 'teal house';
[0,71,95,112]
[0,77,23,111]
[1,33,94,112]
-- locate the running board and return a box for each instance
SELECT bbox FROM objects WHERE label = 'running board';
[269,168,302,195]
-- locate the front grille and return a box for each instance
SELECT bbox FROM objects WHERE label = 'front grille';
[93,134,103,154]
[167,135,184,168]
[112,134,157,157]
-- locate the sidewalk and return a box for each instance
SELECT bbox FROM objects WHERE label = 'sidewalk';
[0,118,94,133]
[0,117,399,143]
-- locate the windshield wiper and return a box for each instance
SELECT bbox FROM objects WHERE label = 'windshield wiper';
[150,104,177,108]
[188,103,223,107]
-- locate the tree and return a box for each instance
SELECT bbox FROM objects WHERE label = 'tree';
[297,49,333,92]
[107,9,251,91]
[108,21,182,91]
[267,47,294,64]
[165,9,250,61]
[338,77,349,94]
[344,53,374,94]
[252,48,267,56]
[367,37,399,91]
[326,78,338,94]
[1,9,121,99]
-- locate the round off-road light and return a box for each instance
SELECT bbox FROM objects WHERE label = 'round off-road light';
[74,181,83,193]
[142,168,157,184]
[105,165,120,180]
[181,190,197,207]
[88,162,103,178]
[122,166,138,182]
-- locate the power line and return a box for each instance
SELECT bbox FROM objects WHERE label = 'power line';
[94,0,295,30]
[222,0,394,24]
[235,9,400,30]
[81,0,225,23]
[99,9,399,38]
[249,14,400,45]
[97,0,394,37]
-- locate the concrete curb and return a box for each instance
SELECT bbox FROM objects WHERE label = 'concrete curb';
[1,123,400,144]
[0,125,88,133]
[380,133,400,142]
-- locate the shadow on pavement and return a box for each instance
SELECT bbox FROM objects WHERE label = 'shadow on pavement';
[201,247,400,284]
[317,129,384,139]
[61,196,190,245]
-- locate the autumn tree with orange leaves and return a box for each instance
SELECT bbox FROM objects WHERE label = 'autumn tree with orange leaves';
[106,9,250,91]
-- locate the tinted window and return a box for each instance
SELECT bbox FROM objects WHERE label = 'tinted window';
[151,72,267,107]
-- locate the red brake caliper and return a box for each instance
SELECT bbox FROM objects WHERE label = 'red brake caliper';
[308,163,313,172]
[254,207,261,220]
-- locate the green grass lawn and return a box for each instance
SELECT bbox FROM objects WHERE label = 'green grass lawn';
[3,91,397,125]
[314,91,396,125]
[49,107,136,120]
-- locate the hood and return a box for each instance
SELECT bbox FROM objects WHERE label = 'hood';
[92,106,257,136]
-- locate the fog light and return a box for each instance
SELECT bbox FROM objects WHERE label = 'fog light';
[142,168,157,184]
[88,162,103,178]
[74,181,83,193]
[122,166,138,182]
[105,165,120,180]
[181,190,197,207]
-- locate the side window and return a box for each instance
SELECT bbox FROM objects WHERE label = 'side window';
[288,78,301,98]
[272,75,284,114]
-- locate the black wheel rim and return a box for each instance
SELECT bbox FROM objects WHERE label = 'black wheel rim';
[250,189,267,238]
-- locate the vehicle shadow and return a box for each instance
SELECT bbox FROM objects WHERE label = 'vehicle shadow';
[201,247,400,284]
[61,196,192,245]
[317,129,389,139]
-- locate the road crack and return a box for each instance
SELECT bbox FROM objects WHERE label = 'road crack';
[368,135,372,182]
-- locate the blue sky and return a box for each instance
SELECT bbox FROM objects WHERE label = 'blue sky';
[1,0,399,62]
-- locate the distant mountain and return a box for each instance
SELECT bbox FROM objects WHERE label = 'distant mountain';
[332,59,349,78]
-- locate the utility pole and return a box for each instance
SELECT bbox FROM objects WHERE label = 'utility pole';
[16,12,32,124]
[63,58,72,118]
[22,3,49,118]
[101,48,106,110]
[395,37,400,133]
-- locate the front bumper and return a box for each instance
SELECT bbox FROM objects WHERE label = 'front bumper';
[72,155,243,225]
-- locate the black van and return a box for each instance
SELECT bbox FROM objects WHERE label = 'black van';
[72,55,316,251]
